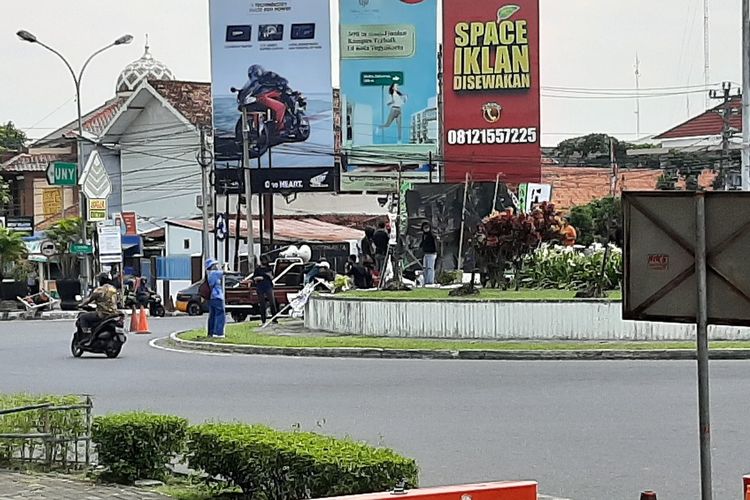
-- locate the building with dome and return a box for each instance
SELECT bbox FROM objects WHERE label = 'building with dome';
[1,38,188,228]
[116,40,175,96]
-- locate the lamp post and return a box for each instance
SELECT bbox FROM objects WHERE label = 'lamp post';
[16,30,132,288]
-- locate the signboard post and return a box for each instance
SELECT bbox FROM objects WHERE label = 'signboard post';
[97,225,122,265]
[88,199,108,222]
[622,191,750,500]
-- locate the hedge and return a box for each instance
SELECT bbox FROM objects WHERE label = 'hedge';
[92,412,188,483]
[188,422,419,499]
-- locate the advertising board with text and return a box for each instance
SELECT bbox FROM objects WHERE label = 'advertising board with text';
[210,0,334,189]
[443,0,541,184]
[339,0,438,192]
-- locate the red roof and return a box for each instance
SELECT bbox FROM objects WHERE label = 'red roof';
[34,98,125,146]
[1,150,74,173]
[656,97,742,140]
[167,217,363,243]
[148,80,212,129]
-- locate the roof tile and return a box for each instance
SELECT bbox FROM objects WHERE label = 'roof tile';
[148,80,212,129]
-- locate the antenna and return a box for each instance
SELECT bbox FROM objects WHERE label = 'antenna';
[704,0,710,109]
[634,53,641,139]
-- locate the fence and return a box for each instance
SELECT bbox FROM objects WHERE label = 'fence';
[0,395,93,470]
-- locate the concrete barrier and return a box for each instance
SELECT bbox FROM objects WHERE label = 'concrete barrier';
[306,296,750,341]
[315,481,537,500]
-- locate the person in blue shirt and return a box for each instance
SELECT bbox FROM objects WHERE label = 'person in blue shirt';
[205,259,226,338]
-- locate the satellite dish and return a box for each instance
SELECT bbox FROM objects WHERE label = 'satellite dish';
[298,245,312,263]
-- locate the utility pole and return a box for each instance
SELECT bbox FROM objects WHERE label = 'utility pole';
[704,0,711,109]
[634,53,641,139]
[709,82,740,189]
[197,127,212,262]
[241,110,256,272]
[742,0,750,190]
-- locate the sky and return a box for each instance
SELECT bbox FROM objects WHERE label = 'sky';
[0,0,743,147]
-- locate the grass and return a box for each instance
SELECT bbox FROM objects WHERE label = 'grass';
[155,479,241,500]
[337,288,622,301]
[179,324,750,351]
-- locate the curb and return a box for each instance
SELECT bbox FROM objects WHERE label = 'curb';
[166,332,750,361]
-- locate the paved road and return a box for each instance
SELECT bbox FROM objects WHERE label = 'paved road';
[1,318,749,500]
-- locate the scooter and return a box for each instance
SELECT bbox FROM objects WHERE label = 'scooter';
[230,82,311,158]
[71,305,127,359]
[123,290,166,318]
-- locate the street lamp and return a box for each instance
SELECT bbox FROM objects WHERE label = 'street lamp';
[16,29,132,289]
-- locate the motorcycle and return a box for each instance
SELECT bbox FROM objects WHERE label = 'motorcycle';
[123,289,166,317]
[71,304,127,359]
[231,82,311,158]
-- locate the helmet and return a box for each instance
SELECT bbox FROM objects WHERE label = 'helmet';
[247,64,264,80]
[97,273,110,287]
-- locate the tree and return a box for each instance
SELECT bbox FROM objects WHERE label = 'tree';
[0,122,27,152]
[0,227,28,279]
[555,133,658,168]
[46,217,85,279]
[567,197,622,248]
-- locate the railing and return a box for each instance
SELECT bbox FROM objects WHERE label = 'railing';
[0,395,93,470]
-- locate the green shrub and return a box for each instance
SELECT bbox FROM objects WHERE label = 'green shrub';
[92,412,188,483]
[188,423,418,499]
[437,270,461,286]
[520,244,622,291]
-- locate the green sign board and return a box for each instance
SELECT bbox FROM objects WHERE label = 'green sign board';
[46,162,78,186]
[70,243,93,255]
[360,71,404,86]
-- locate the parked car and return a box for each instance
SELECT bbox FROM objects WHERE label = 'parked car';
[175,273,243,316]
[225,258,307,323]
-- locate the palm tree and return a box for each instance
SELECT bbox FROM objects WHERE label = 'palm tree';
[46,217,84,279]
[0,227,28,279]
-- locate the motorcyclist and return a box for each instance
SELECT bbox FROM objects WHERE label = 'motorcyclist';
[78,274,119,343]
[135,277,150,309]
[242,64,291,131]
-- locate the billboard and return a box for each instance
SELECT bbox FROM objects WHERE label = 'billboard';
[339,0,438,192]
[443,0,541,184]
[209,0,334,185]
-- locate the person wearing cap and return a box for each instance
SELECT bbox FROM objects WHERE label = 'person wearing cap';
[205,259,226,338]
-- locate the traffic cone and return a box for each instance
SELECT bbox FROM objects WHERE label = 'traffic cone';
[640,491,657,500]
[135,306,151,335]
[129,308,139,332]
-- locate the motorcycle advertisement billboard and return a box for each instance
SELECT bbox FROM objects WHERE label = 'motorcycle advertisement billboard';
[443,0,541,184]
[209,0,334,189]
[339,0,438,192]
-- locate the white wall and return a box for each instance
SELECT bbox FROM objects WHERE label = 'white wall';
[306,297,750,341]
[119,99,202,220]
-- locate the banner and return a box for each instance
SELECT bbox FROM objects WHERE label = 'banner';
[339,0,438,192]
[210,0,334,177]
[443,0,541,184]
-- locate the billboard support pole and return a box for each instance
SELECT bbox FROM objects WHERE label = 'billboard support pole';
[242,110,256,272]
[257,146,264,253]
[493,173,501,212]
[457,172,470,270]
[437,43,444,182]
[268,145,274,252]
[695,192,713,500]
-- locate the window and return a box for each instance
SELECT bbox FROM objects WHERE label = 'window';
[183,239,190,250]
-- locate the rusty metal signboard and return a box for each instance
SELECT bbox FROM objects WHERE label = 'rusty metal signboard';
[623,191,750,326]
[623,190,750,499]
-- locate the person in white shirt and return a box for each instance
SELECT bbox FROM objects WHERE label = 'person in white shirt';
[380,83,407,143]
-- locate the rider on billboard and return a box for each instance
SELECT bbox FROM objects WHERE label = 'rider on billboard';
[242,64,290,131]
